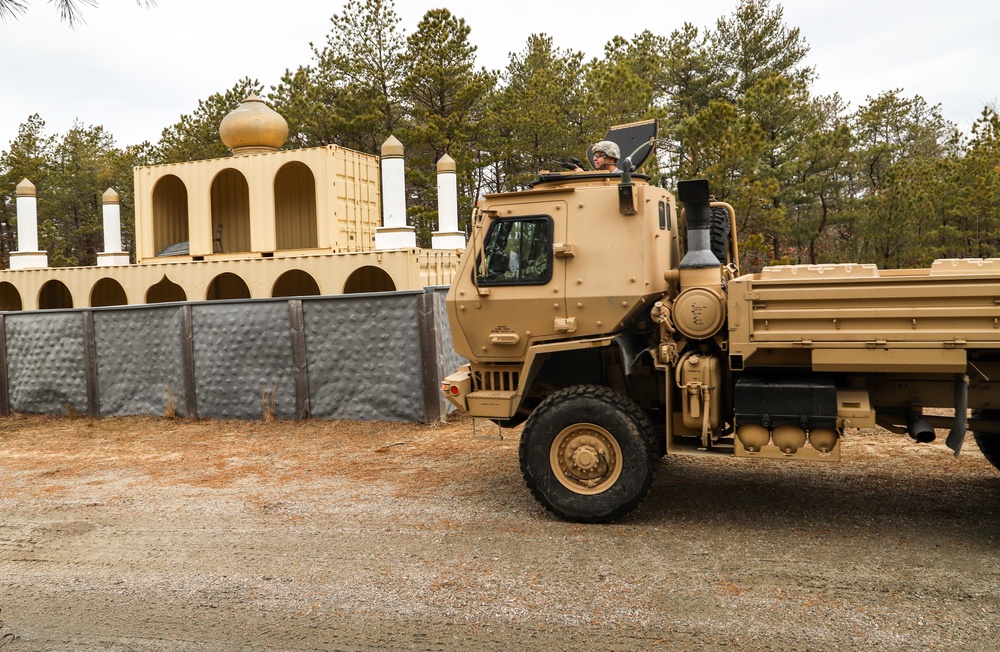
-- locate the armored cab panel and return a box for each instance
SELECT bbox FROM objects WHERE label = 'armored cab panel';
[563,181,676,340]
[447,178,677,364]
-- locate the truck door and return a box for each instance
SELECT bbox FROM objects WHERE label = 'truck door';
[454,201,568,360]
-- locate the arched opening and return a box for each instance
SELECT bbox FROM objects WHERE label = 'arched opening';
[343,266,396,294]
[39,280,73,310]
[152,175,190,256]
[274,161,318,250]
[272,270,321,298]
[0,282,22,311]
[207,273,251,301]
[146,276,186,304]
[211,168,251,254]
[91,278,128,307]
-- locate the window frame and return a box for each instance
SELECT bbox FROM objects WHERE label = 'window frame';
[476,215,555,287]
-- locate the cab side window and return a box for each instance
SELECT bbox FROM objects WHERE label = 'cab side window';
[478,216,553,286]
[659,199,670,230]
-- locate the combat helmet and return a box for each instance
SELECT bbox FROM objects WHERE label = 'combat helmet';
[592,140,620,160]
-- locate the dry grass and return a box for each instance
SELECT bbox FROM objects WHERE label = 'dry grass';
[0,412,519,499]
[163,386,178,419]
[261,381,278,422]
[0,410,992,503]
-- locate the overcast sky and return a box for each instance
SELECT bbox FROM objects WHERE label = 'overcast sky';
[1,0,998,151]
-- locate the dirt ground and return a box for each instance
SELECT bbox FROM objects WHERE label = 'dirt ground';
[0,411,997,651]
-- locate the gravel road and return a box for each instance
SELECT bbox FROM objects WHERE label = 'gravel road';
[0,412,997,651]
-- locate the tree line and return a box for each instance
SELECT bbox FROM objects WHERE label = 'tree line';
[1,0,998,271]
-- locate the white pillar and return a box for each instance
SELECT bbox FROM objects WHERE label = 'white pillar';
[375,135,416,250]
[432,154,465,250]
[10,178,48,270]
[98,188,130,266]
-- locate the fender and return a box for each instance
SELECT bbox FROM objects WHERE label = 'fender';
[443,336,618,418]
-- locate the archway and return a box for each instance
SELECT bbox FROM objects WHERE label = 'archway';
[207,273,251,301]
[274,161,318,250]
[39,280,73,310]
[146,276,187,304]
[152,174,189,256]
[211,168,251,254]
[91,278,128,307]
[272,270,321,298]
[0,282,22,311]
[343,266,396,294]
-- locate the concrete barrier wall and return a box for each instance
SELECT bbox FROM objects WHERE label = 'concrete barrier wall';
[0,288,463,424]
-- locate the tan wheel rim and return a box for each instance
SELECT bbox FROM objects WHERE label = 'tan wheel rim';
[549,423,623,495]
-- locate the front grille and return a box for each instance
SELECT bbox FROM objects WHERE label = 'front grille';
[472,368,520,392]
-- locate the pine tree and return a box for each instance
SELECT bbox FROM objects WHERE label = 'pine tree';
[309,0,407,154]
[399,8,494,244]
[0,115,54,267]
[713,0,814,98]
[848,90,960,267]
[487,34,586,192]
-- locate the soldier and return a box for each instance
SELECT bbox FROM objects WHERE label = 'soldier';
[573,140,621,173]
[591,140,620,172]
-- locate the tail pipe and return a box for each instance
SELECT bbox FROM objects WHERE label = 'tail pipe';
[676,179,719,269]
[906,412,936,443]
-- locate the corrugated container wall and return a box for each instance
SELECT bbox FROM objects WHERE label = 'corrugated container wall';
[134,145,382,264]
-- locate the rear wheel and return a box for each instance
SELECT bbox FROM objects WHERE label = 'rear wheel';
[518,385,656,523]
[973,410,1000,472]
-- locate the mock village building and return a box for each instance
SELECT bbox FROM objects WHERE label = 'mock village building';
[0,96,463,311]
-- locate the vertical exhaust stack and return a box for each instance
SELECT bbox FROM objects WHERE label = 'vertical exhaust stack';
[670,179,727,341]
[677,179,719,269]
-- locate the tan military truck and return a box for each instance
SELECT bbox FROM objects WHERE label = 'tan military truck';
[442,121,1000,522]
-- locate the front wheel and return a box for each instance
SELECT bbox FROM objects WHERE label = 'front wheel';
[518,385,656,523]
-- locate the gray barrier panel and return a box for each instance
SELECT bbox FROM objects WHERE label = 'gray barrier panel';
[430,287,466,416]
[94,305,185,417]
[5,312,87,415]
[192,301,296,420]
[0,289,460,423]
[304,293,423,421]
[431,289,465,377]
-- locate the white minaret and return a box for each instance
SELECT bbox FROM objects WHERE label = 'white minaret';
[97,188,130,266]
[10,178,48,270]
[431,154,465,250]
[374,135,416,250]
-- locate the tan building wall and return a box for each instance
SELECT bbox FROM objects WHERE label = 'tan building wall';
[0,250,459,311]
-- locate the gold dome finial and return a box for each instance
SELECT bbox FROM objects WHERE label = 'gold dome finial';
[381,135,404,159]
[436,153,456,173]
[16,178,36,197]
[219,95,289,156]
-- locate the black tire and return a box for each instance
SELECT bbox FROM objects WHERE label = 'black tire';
[518,385,656,523]
[973,409,1000,472]
[709,206,730,265]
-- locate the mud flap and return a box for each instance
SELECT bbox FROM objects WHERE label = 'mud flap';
[946,374,969,457]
